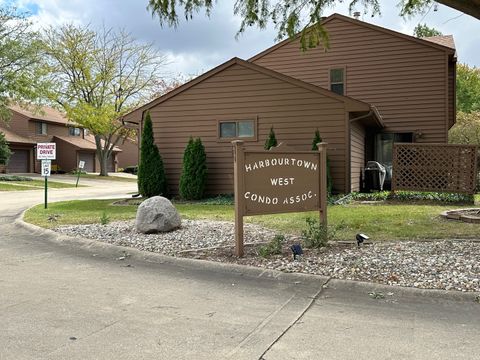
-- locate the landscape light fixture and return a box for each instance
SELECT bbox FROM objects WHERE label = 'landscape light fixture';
[291,244,303,260]
[356,233,369,247]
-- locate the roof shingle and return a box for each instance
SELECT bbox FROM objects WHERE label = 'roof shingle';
[0,126,36,145]
[421,35,456,50]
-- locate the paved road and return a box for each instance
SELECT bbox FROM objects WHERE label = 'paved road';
[1,181,479,359]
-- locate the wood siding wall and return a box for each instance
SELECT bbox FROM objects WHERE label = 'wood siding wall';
[27,121,71,143]
[55,139,78,172]
[350,121,366,192]
[448,59,456,129]
[253,17,450,143]
[116,138,139,168]
[149,63,349,195]
[7,112,30,137]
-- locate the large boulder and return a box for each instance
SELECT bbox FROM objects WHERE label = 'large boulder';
[135,196,181,234]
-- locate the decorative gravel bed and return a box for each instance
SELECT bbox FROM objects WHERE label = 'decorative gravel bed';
[54,220,480,293]
[55,220,277,256]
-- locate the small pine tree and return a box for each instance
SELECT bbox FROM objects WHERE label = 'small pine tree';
[0,132,12,165]
[264,126,278,150]
[311,129,333,193]
[311,129,322,150]
[137,112,167,197]
[179,137,207,200]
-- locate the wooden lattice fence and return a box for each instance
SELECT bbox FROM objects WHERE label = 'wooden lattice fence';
[392,143,478,194]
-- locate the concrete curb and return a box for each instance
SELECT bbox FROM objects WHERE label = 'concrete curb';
[15,208,480,303]
[15,209,327,287]
[326,279,479,303]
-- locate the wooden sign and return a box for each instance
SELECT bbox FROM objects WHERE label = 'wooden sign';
[233,141,328,257]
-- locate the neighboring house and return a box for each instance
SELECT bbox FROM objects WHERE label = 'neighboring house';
[124,13,456,195]
[0,104,131,173]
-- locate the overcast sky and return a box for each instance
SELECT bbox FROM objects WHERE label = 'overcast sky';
[8,0,480,79]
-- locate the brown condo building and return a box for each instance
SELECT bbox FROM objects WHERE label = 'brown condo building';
[0,104,139,174]
[124,13,457,195]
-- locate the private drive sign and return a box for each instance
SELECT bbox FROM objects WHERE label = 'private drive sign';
[36,143,56,160]
[233,141,328,257]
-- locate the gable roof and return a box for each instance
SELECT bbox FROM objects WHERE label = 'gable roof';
[123,57,372,122]
[9,104,73,126]
[250,13,455,62]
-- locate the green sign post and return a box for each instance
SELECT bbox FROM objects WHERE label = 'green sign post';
[41,160,51,209]
[37,143,56,210]
[75,160,85,188]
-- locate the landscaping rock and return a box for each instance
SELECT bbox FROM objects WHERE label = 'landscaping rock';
[135,196,181,233]
[55,218,480,293]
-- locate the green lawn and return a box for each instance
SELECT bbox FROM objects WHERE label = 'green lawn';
[74,174,137,182]
[0,180,81,191]
[24,199,480,241]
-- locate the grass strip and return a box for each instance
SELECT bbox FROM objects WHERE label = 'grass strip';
[24,199,479,241]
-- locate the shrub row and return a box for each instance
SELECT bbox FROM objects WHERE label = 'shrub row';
[137,112,207,200]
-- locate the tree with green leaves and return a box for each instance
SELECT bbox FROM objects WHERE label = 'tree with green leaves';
[457,64,480,114]
[449,112,480,145]
[147,1,480,50]
[264,126,278,150]
[138,112,167,197]
[179,137,207,200]
[311,129,332,193]
[0,132,12,165]
[413,23,442,38]
[0,7,47,123]
[42,24,167,176]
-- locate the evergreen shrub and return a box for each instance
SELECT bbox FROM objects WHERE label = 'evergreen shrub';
[179,137,207,200]
[137,112,167,197]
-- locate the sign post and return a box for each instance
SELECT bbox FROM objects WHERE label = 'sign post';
[36,143,56,209]
[76,160,85,187]
[41,160,51,209]
[233,141,328,257]
[233,141,245,257]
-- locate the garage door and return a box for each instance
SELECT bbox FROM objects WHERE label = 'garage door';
[107,156,116,173]
[78,152,95,172]
[7,149,29,173]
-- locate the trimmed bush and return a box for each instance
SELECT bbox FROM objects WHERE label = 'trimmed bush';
[179,137,207,200]
[0,175,32,181]
[137,112,167,197]
[123,165,138,175]
[264,126,278,150]
[0,131,12,165]
[311,129,333,193]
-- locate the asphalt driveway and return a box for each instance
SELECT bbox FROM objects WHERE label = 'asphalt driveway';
[0,179,479,359]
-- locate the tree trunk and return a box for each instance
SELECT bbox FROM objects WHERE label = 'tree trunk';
[99,151,109,176]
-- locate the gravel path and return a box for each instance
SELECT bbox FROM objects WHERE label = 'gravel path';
[54,220,480,293]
